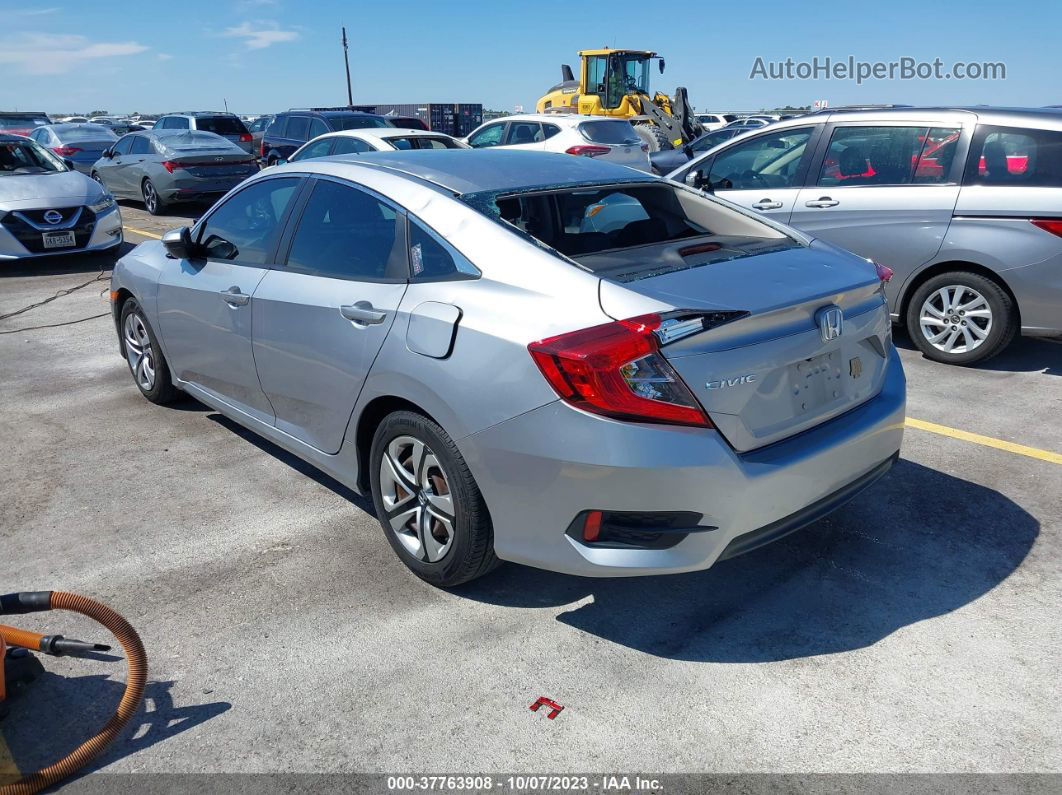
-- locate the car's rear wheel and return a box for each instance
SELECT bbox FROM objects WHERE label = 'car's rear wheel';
[369,411,498,587]
[905,271,1017,365]
[141,179,167,216]
[120,299,178,404]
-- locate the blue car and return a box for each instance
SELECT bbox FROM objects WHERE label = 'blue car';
[27,123,118,175]
[260,108,392,165]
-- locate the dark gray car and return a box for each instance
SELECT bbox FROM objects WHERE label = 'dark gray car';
[91,130,259,215]
[27,123,118,175]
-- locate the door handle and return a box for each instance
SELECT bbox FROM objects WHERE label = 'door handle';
[752,198,783,210]
[805,196,839,208]
[220,286,250,306]
[340,301,387,325]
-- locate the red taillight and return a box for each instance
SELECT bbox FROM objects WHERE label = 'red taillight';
[528,314,711,428]
[162,160,183,173]
[874,262,894,282]
[239,132,253,142]
[565,145,611,158]
[52,146,82,156]
[1032,219,1062,238]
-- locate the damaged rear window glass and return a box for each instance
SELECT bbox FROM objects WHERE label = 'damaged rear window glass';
[494,185,709,257]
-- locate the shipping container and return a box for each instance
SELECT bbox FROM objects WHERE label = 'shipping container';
[350,103,483,137]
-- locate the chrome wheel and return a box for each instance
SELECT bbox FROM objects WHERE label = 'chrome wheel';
[378,435,455,563]
[123,312,156,391]
[918,285,993,355]
[142,181,157,214]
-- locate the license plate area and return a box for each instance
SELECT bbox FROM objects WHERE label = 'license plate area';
[789,350,844,416]
[42,231,76,249]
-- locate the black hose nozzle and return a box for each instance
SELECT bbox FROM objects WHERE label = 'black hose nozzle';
[0,591,52,615]
[40,635,112,656]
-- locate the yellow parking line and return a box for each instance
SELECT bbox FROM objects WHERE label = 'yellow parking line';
[906,417,1062,465]
[123,226,162,240]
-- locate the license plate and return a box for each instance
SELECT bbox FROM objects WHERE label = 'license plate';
[42,231,76,249]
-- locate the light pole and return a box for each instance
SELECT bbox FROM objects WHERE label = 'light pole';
[342,27,353,107]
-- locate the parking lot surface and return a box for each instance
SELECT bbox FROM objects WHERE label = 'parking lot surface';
[2,202,1060,782]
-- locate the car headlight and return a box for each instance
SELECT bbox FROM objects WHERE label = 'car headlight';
[89,195,116,214]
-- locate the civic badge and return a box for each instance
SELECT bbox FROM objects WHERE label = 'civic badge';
[43,210,63,224]
[815,305,843,343]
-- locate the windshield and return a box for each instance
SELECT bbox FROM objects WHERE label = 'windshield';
[586,54,651,109]
[331,115,391,131]
[0,139,67,175]
[196,116,249,135]
[0,116,49,131]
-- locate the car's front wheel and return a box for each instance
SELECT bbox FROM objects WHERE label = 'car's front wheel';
[141,179,167,216]
[905,271,1017,365]
[120,299,178,404]
[369,411,498,587]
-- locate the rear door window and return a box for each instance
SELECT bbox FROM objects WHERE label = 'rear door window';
[332,136,374,155]
[964,125,1062,187]
[129,136,154,155]
[817,126,955,186]
[168,117,190,130]
[285,180,404,281]
[505,122,543,145]
[308,118,329,139]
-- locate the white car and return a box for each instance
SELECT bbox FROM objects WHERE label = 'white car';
[694,113,736,132]
[462,114,651,172]
[287,128,468,163]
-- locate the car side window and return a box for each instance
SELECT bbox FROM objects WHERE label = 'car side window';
[129,136,153,155]
[196,177,300,265]
[817,126,941,187]
[112,135,135,156]
[169,117,189,130]
[286,116,311,142]
[267,116,287,137]
[506,122,543,145]
[408,217,480,281]
[292,138,334,162]
[309,118,329,139]
[467,123,505,148]
[154,118,169,129]
[964,125,1062,187]
[331,137,374,155]
[285,180,404,281]
[706,127,814,190]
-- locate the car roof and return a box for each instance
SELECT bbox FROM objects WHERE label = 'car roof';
[311,149,656,195]
[316,128,450,141]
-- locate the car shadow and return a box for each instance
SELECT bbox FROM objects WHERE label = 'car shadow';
[893,326,1062,375]
[451,458,1039,662]
[0,674,230,783]
[0,245,132,278]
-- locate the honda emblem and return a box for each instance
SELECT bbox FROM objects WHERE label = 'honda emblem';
[815,306,843,343]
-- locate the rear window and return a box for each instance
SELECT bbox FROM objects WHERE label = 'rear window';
[578,121,641,145]
[329,115,391,131]
[495,185,708,257]
[195,116,249,135]
[965,125,1062,187]
[386,135,462,150]
[0,116,49,130]
[57,125,118,141]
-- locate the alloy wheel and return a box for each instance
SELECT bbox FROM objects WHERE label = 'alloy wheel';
[378,435,456,563]
[123,312,156,391]
[143,181,157,214]
[918,285,993,355]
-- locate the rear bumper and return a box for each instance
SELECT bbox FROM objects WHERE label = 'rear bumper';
[461,346,906,577]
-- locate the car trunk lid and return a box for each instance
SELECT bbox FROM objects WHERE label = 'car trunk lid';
[592,238,892,451]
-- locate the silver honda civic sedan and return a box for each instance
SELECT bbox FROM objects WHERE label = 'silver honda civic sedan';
[110,150,905,586]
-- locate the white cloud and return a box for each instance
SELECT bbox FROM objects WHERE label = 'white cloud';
[157,53,174,60]
[8,7,61,16]
[222,21,299,50]
[0,33,148,75]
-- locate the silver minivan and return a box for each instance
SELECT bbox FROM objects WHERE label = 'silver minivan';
[669,107,1062,364]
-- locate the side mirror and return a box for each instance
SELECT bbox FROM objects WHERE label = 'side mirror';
[276,158,287,166]
[63,158,75,170]
[659,58,666,74]
[685,170,713,192]
[102,149,113,158]
[162,226,195,259]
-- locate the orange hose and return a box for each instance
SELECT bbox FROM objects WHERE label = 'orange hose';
[0,628,43,653]
[0,592,147,795]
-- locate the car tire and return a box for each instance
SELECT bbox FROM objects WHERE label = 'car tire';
[905,271,1017,365]
[119,298,179,404]
[141,179,167,216]
[634,124,672,153]
[369,410,498,587]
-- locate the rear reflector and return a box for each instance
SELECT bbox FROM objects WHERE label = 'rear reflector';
[528,314,711,427]
[582,511,602,542]
[1032,219,1062,238]
[567,510,710,550]
[565,145,611,158]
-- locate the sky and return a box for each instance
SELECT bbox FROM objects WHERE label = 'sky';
[1,0,1058,115]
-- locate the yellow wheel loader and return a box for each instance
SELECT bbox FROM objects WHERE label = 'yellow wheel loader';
[536,48,699,152]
